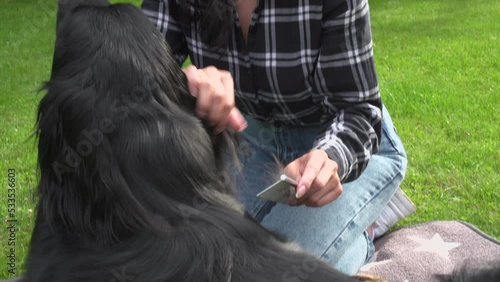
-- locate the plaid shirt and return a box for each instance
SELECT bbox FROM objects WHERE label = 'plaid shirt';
[142,0,382,182]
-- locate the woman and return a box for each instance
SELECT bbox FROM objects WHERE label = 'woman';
[142,0,412,275]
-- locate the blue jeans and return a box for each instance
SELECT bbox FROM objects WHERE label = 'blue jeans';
[229,106,407,275]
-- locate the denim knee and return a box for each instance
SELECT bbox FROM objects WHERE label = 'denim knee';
[379,106,407,175]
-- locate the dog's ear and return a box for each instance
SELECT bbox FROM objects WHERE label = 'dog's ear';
[56,0,110,31]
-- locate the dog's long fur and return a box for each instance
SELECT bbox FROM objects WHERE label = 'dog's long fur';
[24,1,378,281]
[435,261,500,282]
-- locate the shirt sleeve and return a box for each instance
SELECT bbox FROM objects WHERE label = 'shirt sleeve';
[141,0,189,65]
[313,0,382,183]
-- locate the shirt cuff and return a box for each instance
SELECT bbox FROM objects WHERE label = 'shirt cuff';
[313,135,356,183]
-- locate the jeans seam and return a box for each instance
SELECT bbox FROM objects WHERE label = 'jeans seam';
[320,158,404,260]
[252,199,275,221]
[382,124,402,155]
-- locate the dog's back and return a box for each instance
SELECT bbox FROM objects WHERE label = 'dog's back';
[435,261,500,282]
[24,1,371,281]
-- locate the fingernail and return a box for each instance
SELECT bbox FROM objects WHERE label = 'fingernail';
[237,121,248,132]
[197,111,207,118]
[295,185,306,199]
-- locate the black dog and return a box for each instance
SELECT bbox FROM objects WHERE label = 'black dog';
[23,1,383,281]
[435,260,500,282]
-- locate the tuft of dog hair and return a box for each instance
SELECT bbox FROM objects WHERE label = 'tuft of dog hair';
[23,0,385,281]
[435,260,500,282]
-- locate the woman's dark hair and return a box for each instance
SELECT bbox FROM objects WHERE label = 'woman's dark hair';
[176,0,234,49]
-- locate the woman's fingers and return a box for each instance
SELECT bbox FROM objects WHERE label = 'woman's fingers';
[182,65,247,132]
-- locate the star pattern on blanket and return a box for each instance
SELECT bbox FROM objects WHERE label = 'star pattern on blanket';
[408,233,461,260]
[355,222,500,282]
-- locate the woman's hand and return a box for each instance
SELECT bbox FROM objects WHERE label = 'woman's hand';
[285,150,343,207]
[183,65,247,133]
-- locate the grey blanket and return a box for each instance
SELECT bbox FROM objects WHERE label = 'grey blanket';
[360,221,500,282]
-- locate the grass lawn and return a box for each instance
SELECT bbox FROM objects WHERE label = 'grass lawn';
[0,0,498,279]
[370,0,499,233]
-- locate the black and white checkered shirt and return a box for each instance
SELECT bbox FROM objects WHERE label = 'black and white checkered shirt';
[142,0,382,182]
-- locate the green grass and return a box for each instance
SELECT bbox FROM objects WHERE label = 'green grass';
[0,0,498,279]
[0,0,56,279]
[369,0,500,234]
